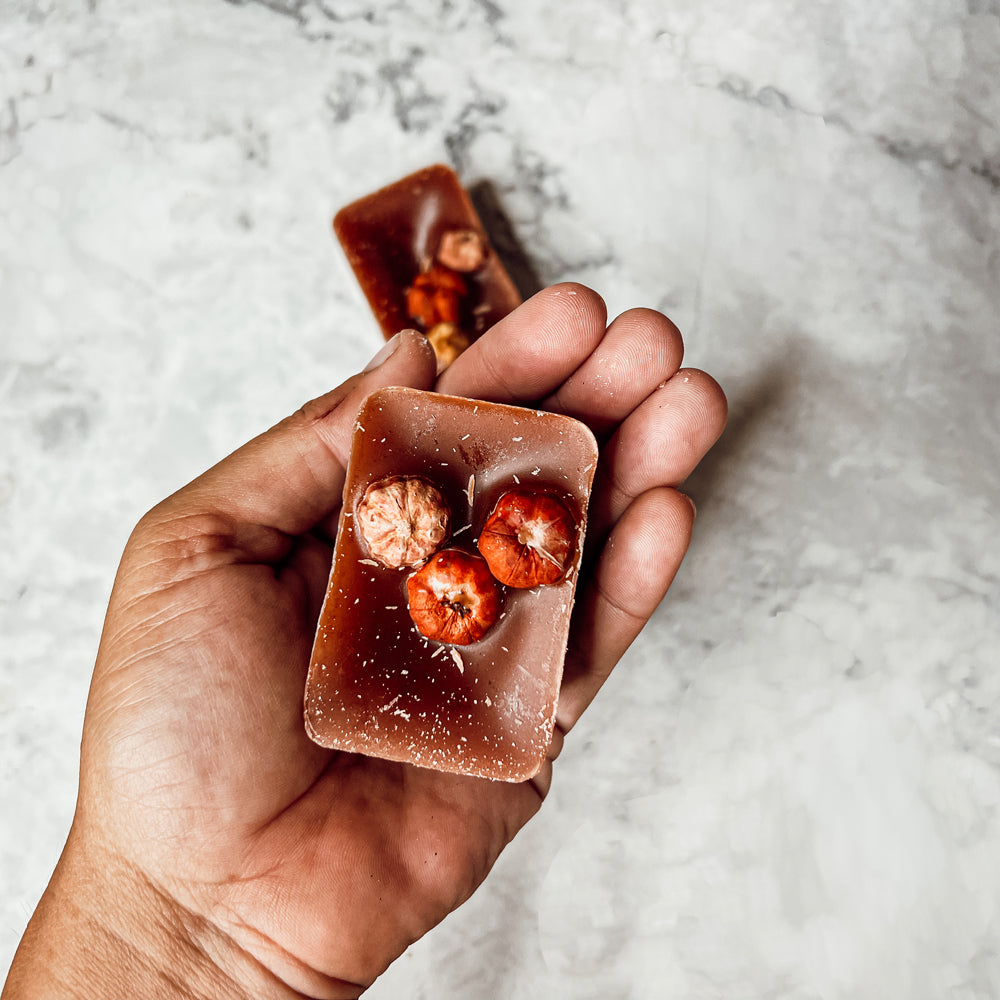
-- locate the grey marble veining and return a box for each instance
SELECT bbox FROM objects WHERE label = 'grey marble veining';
[2,1,999,997]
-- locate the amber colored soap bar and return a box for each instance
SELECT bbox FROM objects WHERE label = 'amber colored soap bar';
[333,163,523,342]
[304,387,599,782]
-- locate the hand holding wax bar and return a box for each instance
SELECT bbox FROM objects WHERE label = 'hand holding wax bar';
[304,386,598,782]
[4,284,726,997]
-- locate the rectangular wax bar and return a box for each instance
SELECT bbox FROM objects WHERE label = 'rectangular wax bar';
[333,164,523,346]
[304,387,599,782]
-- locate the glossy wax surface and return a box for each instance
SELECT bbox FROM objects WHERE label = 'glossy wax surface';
[333,164,523,341]
[305,387,598,781]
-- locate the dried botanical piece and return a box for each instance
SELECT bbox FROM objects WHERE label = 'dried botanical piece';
[436,228,488,273]
[405,264,468,328]
[356,475,450,569]
[426,321,472,373]
[407,548,503,645]
[405,229,490,366]
[477,489,577,588]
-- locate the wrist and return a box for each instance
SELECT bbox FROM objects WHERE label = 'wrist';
[3,825,321,1000]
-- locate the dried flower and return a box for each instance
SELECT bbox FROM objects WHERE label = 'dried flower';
[356,476,450,569]
[426,321,472,372]
[407,548,502,644]
[436,228,488,273]
[405,264,467,328]
[477,489,577,588]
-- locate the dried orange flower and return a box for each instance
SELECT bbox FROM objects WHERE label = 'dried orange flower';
[407,548,502,645]
[477,489,577,588]
[405,263,468,328]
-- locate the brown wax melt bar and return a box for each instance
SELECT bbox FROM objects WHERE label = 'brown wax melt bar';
[333,164,522,346]
[304,387,599,782]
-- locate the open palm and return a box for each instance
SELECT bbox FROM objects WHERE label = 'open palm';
[75,286,726,997]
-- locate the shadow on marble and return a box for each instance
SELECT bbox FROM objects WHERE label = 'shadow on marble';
[467,179,544,301]
[682,342,802,513]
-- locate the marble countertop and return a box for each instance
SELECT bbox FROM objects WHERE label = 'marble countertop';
[2,1,998,996]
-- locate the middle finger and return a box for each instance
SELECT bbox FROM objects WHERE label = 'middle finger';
[540,307,685,439]
[435,283,608,404]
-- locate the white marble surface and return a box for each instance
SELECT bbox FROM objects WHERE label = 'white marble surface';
[2,0,999,996]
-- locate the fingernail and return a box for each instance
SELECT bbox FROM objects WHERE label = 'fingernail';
[363,332,402,372]
[681,492,697,517]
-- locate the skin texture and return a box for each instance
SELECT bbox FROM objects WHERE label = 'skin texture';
[2,284,727,1000]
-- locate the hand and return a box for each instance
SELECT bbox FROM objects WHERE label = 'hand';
[2,285,726,999]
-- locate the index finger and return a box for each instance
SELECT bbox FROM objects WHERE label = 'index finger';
[435,283,608,403]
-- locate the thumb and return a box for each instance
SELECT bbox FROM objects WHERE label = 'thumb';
[165,329,438,536]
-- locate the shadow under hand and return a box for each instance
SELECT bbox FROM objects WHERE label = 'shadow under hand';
[682,344,803,514]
